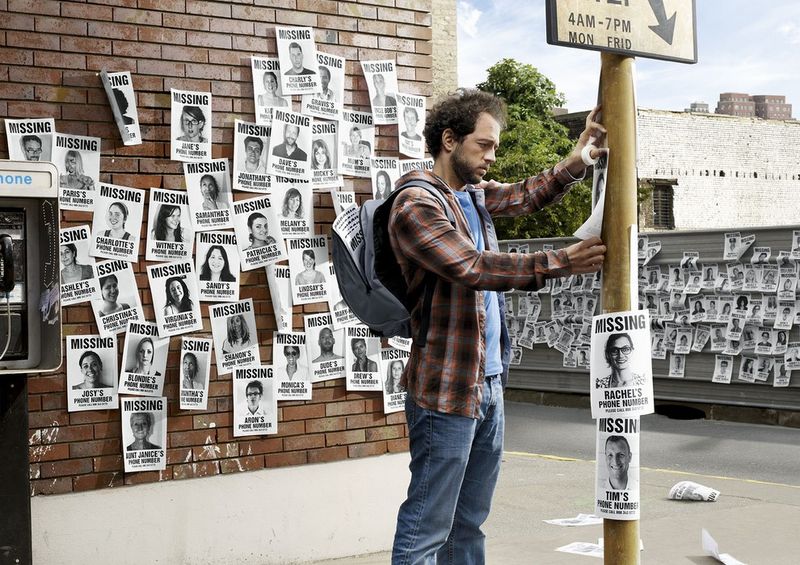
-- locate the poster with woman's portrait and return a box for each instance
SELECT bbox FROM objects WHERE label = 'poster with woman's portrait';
[310,120,341,190]
[184,159,233,231]
[53,132,101,211]
[119,321,168,397]
[288,235,330,305]
[170,88,212,162]
[60,225,99,306]
[90,260,143,336]
[304,312,345,383]
[66,335,118,412]
[89,183,145,262]
[100,70,141,146]
[361,60,398,125]
[381,347,409,414]
[232,195,286,270]
[273,331,311,400]
[147,260,203,337]
[302,51,345,120]
[346,326,382,391]
[267,109,312,181]
[594,419,640,520]
[210,299,260,376]
[266,263,292,333]
[370,157,399,201]
[275,26,320,95]
[330,189,356,217]
[251,56,290,125]
[397,93,426,158]
[195,231,240,302]
[121,397,166,472]
[590,311,654,419]
[233,367,277,437]
[338,111,374,178]
[179,337,212,410]
[5,118,54,162]
[327,263,359,330]
[146,188,193,262]
[233,120,272,193]
[274,183,313,238]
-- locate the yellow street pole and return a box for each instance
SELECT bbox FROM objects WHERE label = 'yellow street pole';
[599,51,639,565]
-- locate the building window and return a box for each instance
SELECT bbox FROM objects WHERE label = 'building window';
[652,183,675,230]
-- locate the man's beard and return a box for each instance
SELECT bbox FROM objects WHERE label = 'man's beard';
[451,145,484,185]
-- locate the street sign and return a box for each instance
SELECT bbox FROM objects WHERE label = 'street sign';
[545,0,697,64]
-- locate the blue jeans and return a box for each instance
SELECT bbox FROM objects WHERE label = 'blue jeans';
[392,375,505,565]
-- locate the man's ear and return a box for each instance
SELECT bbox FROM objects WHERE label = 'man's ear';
[441,128,457,153]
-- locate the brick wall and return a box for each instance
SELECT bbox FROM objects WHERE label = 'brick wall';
[0,0,445,496]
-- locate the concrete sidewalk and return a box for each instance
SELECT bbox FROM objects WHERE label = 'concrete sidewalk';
[309,451,800,564]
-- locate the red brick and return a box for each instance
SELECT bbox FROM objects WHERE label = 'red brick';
[34,51,86,69]
[33,15,83,34]
[31,477,73,495]
[29,442,70,463]
[61,36,113,55]
[34,85,86,104]
[325,399,365,416]
[0,48,34,66]
[209,18,254,35]
[220,455,266,474]
[27,375,64,394]
[173,461,220,480]
[162,44,209,63]
[379,36,416,53]
[265,450,307,468]
[69,411,115,426]
[62,2,113,20]
[192,441,238,461]
[8,0,59,15]
[113,7,162,26]
[386,412,407,425]
[396,24,432,40]
[232,35,272,53]
[339,31,378,49]
[87,21,137,40]
[307,445,348,464]
[168,429,217,448]
[28,395,42,412]
[304,416,347,433]
[186,0,231,18]
[275,9,318,27]
[28,410,69,429]
[317,14,357,32]
[415,12,432,26]
[338,2,377,19]
[94,454,123,473]
[187,30,232,50]
[113,40,162,59]
[387,438,409,452]
[163,13,209,31]
[40,458,93,478]
[166,447,194,465]
[346,413,385,429]
[397,0,431,10]
[357,19,397,35]
[297,0,338,14]
[239,437,283,456]
[232,5,275,24]
[326,429,365,446]
[284,433,325,451]
[139,0,186,12]
[137,59,185,77]
[6,30,58,50]
[414,40,432,55]
[73,471,124,492]
[348,440,387,459]
[138,26,186,44]
[365,424,405,442]
[193,64,231,82]
[69,439,121,458]
[282,403,326,421]
[125,470,172,485]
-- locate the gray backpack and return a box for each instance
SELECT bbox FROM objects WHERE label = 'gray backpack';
[330,180,455,344]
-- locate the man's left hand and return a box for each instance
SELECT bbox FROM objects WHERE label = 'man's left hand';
[565,105,607,178]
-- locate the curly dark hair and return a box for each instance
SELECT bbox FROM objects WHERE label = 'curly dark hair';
[423,88,507,158]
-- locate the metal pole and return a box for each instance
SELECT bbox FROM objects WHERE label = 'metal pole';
[599,51,639,565]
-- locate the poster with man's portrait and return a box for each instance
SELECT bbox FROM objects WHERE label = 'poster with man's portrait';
[233,119,272,193]
[90,260,144,336]
[100,70,141,145]
[59,225,99,306]
[361,60,399,125]
[266,264,292,333]
[179,337,212,410]
[370,157,400,201]
[302,51,345,120]
[195,231,240,302]
[121,397,167,472]
[712,354,733,384]
[304,312,345,383]
[53,132,101,211]
[233,367,277,437]
[146,188,193,262]
[170,88,212,162]
[89,183,144,262]
[184,159,233,231]
[209,299,260,376]
[5,118,55,163]
[275,26,320,95]
[310,120,341,189]
[338,110,374,178]
[232,194,287,270]
[273,332,311,400]
[381,347,409,414]
[594,418,640,520]
[589,311,654,419]
[397,93,426,158]
[251,56,290,125]
[119,321,169,397]
[288,235,330,305]
[345,325,382,391]
[147,260,204,337]
[66,335,118,412]
[267,109,312,181]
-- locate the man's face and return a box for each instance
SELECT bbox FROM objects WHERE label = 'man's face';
[450,112,500,186]
[352,339,367,360]
[605,439,631,482]
[246,386,261,411]
[404,109,417,132]
[245,140,262,164]
[318,328,335,353]
[289,46,303,70]
[23,139,42,161]
[284,125,299,146]
[319,66,330,90]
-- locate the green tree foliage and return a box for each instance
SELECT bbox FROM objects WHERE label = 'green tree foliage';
[477,58,592,239]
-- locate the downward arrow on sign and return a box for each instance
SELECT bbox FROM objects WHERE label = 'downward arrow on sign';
[648,0,677,44]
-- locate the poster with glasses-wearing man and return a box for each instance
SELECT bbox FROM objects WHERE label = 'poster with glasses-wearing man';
[267,109,312,181]
[67,335,118,412]
[89,183,144,262]
[170,89,212,162]
[119,321,168,397]
[590,311,654,419]
[304,312,345,383]
[338,111,375,178]
[288,235,330,305]
[195,231,240,302]
[381,347,409,414]
[184,159,233,231]
[179,337,212,410]
[233,367,277,437]
[233,120,272,193]
[91,260,143,336]
[121,397,167,472]
[346,325,382,391]
[397,93,426,158]
[53,132,101,212]
[147,260,203,337]
[59,225,99,306]
[361,60,399,125]
[275,26,320,95]
[595,418,640,520]
[302,51,345,120]
[232,194,286,270]
[210,299,260,376]
[5,118,54,162]
[146,188,193,262]
[273,332,311,400]
[251,56,289,125]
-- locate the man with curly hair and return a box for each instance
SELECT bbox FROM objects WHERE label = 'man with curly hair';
[388,88,607,563]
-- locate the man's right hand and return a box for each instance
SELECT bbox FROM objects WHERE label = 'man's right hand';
[565,236,606,274]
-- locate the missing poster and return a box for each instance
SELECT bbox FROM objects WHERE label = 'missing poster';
[397,93,426,158]
[100,70,141,145]
[232,194,287,270]
[361,60,399,125]
[147,260,204,336]
[5,118,54,163]
[310,120,341,189]
[121,397,167,472]
[305,312,345,383]
[338,110,374,177]
[89,183,144,262]
[66,335,118,412]
[267,109,312,181]
[273,332,311,400]
[195,231,240,302]
[266,263,292,333]
[233,119,272,192]
[590,311,654,419]
[233,367,278,437]
[184,159,233,231]
[399,158,434,176]
[59,225,99,306]
[179,336,212,410]
[302,51,345,120]
[209,299,261,375]
[595,418,640,520]
[274,183,313,238]
[288,236,330,305]
[370,157,400,200]
[331,189,357,216]
[275,26,320,95]
[53,132,100,211]
[170,88,212,162]
[91,260,143,336]
[251,56,290,125]
[712,354,734,384]
[381,347,409,414]
[146,188,193,262]
[119,321,168,397]
[345,325,382,391]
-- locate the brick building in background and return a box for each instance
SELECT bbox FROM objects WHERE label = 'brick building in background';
[715,92,793,120]
[1,1,457,563]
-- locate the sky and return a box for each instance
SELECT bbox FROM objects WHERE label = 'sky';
[457,1,800,116]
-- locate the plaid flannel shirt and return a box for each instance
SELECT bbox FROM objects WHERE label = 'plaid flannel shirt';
[388,163,583,418]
